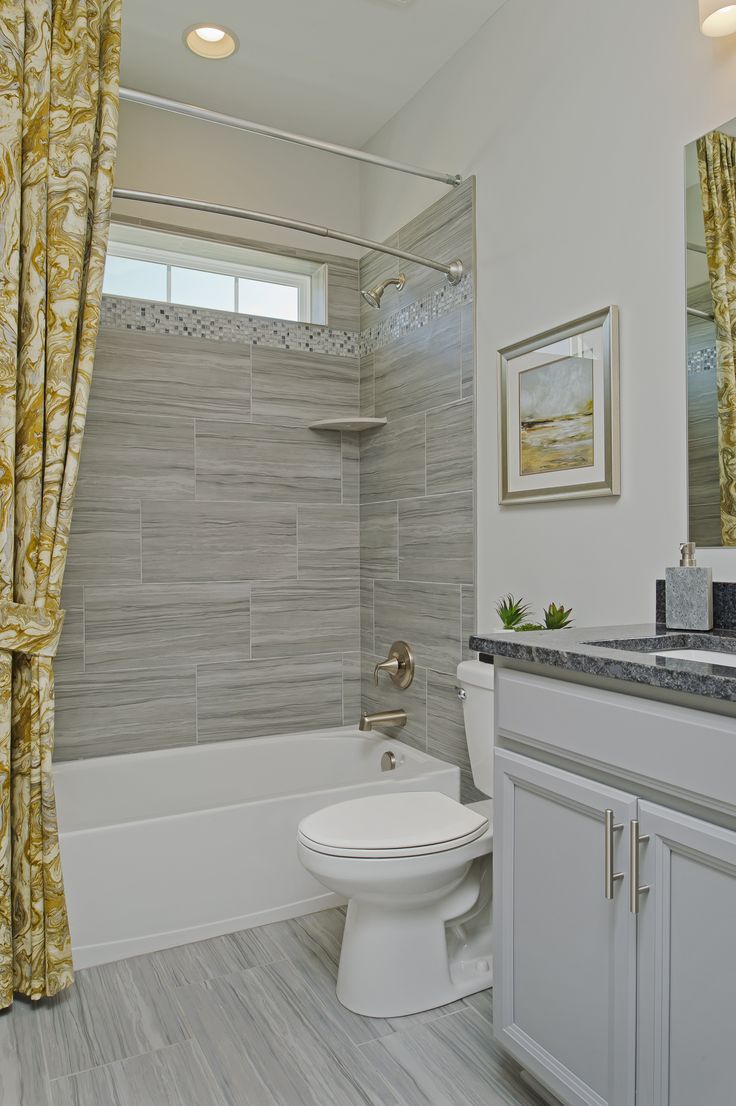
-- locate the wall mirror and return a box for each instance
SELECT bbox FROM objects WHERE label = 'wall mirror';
[686,117,736,547]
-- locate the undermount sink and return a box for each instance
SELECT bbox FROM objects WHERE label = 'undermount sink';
[649,649,736,669]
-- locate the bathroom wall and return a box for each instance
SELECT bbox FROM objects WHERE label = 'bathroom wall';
[54,254,362,759]
[358,180,481,801]
[358,0,736,626]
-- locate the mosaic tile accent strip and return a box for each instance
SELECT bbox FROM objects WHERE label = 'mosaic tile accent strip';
[101,295,358,358]
[359,272,473,357]
[688,347,717,374]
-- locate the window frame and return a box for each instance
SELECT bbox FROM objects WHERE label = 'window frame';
[104,224,325,324]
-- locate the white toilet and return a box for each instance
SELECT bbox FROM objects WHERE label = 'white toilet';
[297,659,494,1018]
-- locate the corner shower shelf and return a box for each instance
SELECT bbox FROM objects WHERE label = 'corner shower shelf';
[308,417,387,432]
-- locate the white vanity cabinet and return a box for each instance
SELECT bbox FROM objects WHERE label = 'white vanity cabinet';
[492,666,736,1106]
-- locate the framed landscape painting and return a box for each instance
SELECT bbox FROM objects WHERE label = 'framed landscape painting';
[498,306,620,504]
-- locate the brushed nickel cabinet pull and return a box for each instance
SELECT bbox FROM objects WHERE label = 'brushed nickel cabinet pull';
[604,809,624,900]
[629,820,650,914]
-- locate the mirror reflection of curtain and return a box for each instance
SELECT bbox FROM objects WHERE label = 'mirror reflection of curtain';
[698,130,736,546]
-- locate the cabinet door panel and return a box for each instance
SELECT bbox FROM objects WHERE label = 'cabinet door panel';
[494,750,638,1106]
[637,802,736,1106]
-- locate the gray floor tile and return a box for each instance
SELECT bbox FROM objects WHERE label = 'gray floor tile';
[174,960,399,1106]
[134,925,286,989]
[0,998,52,1106]
[49,1040,228,1106]
[360,1008,545,1106]
[41,957,190,1079]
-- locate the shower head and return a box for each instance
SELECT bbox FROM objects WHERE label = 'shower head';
[360,273,406,310]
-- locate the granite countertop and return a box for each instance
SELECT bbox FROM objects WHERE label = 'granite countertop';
[469,623,736,703]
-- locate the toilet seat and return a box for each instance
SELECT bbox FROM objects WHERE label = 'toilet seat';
[298,791,489,858]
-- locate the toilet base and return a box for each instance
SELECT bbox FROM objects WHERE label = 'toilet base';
[335,855,492,1018]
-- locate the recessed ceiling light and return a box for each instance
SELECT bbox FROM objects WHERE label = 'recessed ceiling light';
[184,23,239,59]
[699,0,736,36]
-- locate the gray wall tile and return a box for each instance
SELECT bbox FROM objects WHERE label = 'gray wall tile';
[360,577,374,655]
[361,653,427,750]
[393,178,475,313]
[94,328,251,421]
[399,491,474,584]
[84,583,250,671]
[64,500,141,588]
[142,501,296,583]
[77,413,195,501]
[342,652,362,726]
[373,580,462,676]
[426,399,474,496]
[251,580,358,659]
[359,353,374,417]
[373,311,461,422]
[196,421,342,504]
[461,301,475,399]
[297,506,359,581]
[360,502,398,579]
[360,415,425,505]
[327,259,361,332]
[55,601,84,677]
[251,346,358,425]
[197,655,343,742]
[359,236,401,332]
[55,668,196,759]
[462,585,476,660]
[341,432,360,505]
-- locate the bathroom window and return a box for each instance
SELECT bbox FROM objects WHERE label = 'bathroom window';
[103,222,326,323]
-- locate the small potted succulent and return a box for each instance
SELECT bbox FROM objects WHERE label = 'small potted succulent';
[495,596,574,632]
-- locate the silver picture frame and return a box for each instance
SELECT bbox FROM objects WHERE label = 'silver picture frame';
[498,305,620,504]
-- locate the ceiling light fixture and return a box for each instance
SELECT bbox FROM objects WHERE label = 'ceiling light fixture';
[699,0,736,36]
[184,23,239,59]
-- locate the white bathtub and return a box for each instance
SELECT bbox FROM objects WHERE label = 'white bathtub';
[54,727,459,969]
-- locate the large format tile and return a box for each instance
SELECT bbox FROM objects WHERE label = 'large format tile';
[76,413,194,501]
[359,236,401,331]
[360,501,398,579]
[135,926,285,990]
[360,577,374,654]
[326,257,361,331]
[373,311,462,422]
[360,415,425,505]
[174,959,399,1106]
[361,652,427,751]
[197,654,344,742]
[342,432,360,504]
[297,505,359,581]
[342,651,362,724]
[461,300,475,399]
[142,500,297,583]
[360,352,375,417]
[64,500,141,588]
[50,1041,229,1106]
[0,998,52,1106]
[41,957,190,1079]
[462,584,476,660]
[196,421,342,504]
[251,580,358,658]
[427,399,474,496]
[54,601,84,678]
[399,492,474,585]
[373,580,462,675]
[84,583,250,671]
[54,667,196,760]
[396,178,475,310]
[359,1008,541,1106]
[251,346,358,425]
[93,328,251,421]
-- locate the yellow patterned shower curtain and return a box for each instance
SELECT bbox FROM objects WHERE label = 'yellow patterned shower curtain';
[698,130,736,546]
[0,0,120,1008]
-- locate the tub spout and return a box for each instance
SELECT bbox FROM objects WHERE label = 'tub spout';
[359,709,407,732]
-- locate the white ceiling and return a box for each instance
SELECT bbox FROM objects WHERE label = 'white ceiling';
[121,0,506,147]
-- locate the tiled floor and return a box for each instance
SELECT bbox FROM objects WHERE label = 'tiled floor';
[0,908,547,1106]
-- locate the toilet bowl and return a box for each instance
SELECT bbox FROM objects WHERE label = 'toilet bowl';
[297,659,495,1018]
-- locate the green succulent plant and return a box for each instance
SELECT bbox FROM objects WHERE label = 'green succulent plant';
[496,594,532,629]
[514,622,546,632]
[543,602,574,630]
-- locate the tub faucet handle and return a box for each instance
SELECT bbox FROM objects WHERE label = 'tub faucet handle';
[373,641,415,689]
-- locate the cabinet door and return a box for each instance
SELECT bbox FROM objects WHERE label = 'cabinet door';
[636,802,736,1106]
[494,749,638,1106]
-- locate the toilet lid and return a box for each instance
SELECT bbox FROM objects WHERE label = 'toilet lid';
[298,791,489,858]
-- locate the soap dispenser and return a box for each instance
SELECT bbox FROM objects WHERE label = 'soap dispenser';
[665,542,713,631]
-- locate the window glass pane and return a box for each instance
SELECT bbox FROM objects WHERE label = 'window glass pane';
[170,266,235,311]
[238,278,299,321]
[103,255,167,301]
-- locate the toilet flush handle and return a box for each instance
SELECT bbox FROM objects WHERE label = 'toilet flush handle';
[455,686,466,702]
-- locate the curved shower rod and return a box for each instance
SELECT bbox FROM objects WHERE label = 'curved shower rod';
[112,188,465,285]
[119,87,463,189]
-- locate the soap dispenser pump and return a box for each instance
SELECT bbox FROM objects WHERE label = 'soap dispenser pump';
[665,542,713,631]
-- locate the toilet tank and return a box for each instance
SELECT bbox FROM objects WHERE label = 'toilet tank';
[456,660,494,797]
